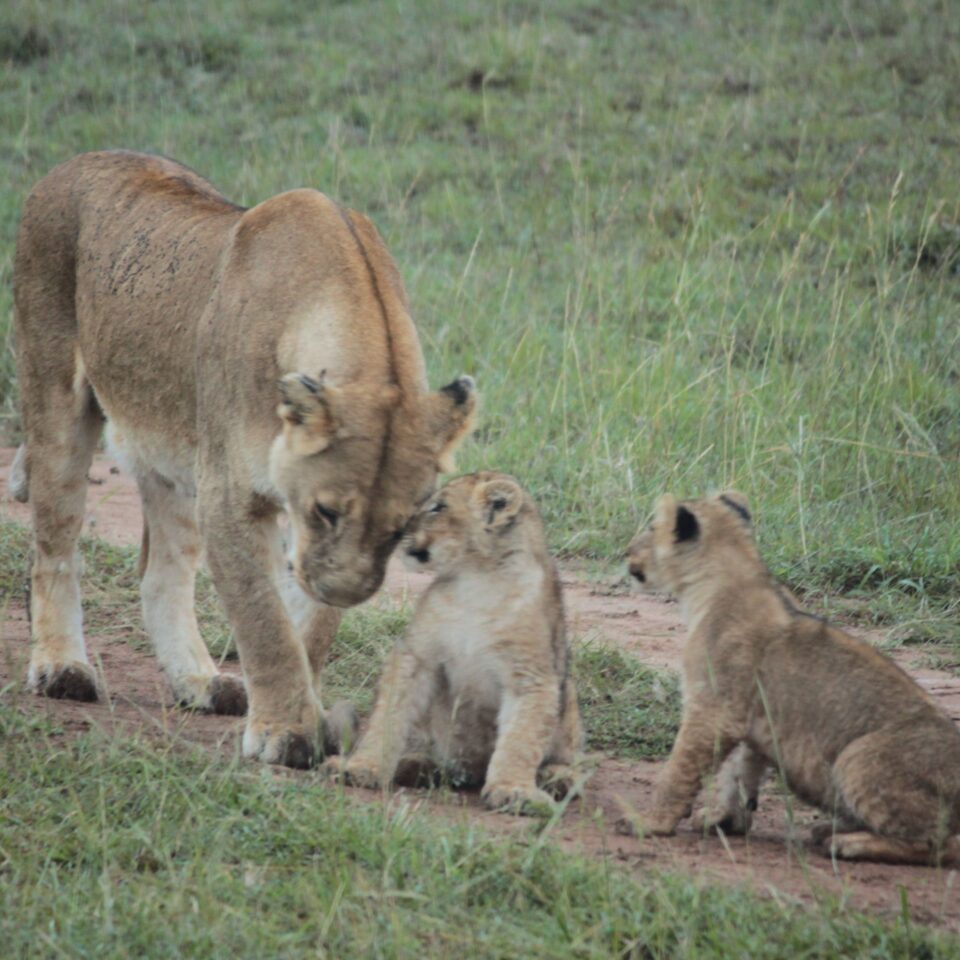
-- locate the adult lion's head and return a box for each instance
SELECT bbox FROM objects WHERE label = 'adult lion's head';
[269,372,477,607]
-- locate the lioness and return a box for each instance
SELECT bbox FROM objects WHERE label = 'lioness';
[324,472,583,813]
[11,150,476,768]
[622,492,960,865]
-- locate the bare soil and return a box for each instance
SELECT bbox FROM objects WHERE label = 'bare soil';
[3,448,959,929]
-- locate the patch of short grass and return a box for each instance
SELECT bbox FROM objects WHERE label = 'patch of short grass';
[575,638,681,759]
[0,705,956,959]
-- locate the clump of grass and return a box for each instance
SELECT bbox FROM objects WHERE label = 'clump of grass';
[575,638,681,759]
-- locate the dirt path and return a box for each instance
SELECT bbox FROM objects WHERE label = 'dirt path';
[3,448,960,929]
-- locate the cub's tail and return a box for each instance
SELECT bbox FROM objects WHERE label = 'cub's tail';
[8,444,28,502]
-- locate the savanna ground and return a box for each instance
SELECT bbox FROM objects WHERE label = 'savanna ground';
[1,0,959,955]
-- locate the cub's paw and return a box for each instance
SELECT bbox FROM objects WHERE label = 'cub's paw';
[173,674,248,716]
[614,813,676,837]
[243,723,319,769]
[322,700,359,756]
[692,803,754,837]
[482,782,557,817]
[322,756,385,790]
[29,660,99,703]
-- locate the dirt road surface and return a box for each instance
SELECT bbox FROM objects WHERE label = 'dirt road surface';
[3,448,959,929]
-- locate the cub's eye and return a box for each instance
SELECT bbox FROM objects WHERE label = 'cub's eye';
[312,503,340,529]
[428,500,445,515]
[391,529,405,543]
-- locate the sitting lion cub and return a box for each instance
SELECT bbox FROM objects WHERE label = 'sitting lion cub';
[325,472,583,813]
[622,491,960,865]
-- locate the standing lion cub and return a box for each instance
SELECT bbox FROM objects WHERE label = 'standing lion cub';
[325,472,583,813]
[622,491,960,865]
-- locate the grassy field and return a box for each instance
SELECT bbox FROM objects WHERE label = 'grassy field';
[1,519,956,958]
[2,1,960,953]
[1,0,958,642]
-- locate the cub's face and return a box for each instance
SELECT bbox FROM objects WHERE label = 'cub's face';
[402,472,525,577]
[627,491,753,594]
[270,373,476,607]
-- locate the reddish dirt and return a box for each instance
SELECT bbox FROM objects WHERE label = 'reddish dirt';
[3,448,960,929]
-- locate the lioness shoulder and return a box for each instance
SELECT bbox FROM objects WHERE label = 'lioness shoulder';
[325,472,584,814]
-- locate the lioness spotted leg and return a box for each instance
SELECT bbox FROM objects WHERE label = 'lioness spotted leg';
[138,472,246,715]
[201,505,321,768]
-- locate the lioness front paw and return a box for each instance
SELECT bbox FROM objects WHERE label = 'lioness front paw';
[482,782,557,817]
[322,756,385,790]
[173,673,248,716]
[29,659,99,702]
[243,722,319,769]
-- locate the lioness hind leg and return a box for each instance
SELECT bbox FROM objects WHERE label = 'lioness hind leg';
[20,373,103,702]
[138,472,246,715]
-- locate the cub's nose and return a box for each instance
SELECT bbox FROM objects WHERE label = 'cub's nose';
[407,547,430,564]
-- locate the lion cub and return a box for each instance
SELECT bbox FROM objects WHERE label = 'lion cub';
[324,472,583,813]
[622,491,960,865]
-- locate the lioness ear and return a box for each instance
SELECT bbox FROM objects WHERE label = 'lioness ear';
[425,375,478,473]
[717,490,751,524]
[473,477,523,529]
[277,372,342,456]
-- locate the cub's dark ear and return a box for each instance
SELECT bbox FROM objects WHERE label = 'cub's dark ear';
[674,505,699,543]
[718,490,751,524]
[472,477,523,529]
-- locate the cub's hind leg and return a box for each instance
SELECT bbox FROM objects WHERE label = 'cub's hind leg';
[538,677,585,800]
[826,728,960,865]
[695,743,769,836]
[137,472,246,715]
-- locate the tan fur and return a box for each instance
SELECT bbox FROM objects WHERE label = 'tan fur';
[622,491,960,865]
[325,472,584,814]
[11,151,476,767]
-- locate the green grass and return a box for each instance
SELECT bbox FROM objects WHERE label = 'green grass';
[3,2,960,950]
[1,707,956,959]
[1,0,958,646]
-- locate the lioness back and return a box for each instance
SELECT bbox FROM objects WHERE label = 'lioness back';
[326,472,583,814]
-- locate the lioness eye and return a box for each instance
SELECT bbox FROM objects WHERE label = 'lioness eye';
[312,503,340,528]
[428,501,445,515]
